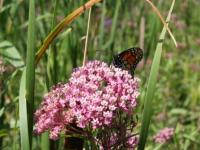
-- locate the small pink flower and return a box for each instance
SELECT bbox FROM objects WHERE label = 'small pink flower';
[174,20,186,29]
[126,135,139,149]
[153,128,174,143]
[177,42,186,49]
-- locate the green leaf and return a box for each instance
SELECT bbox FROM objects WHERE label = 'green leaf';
[0,129,9,138]
[0,41,24,67]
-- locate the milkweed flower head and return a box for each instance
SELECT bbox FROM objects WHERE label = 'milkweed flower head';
[34,60,140,144]
[153,127,174,143]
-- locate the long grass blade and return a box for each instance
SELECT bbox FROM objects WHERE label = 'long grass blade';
[19,68,30,150]
[26,0,36,147]
[19,0,36,149]
[138,0,176,150]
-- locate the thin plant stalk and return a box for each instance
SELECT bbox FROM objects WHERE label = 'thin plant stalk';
[83,8,92,66]
[146,0,177,47]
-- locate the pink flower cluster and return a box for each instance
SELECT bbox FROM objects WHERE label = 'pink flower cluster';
[34,60,140,140]
[153,127,174,143]
[34,83,74,139]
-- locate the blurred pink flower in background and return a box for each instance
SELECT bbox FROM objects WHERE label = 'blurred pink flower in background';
[196,38,200,46]
[177,42,186,49]
[153,127,174,143]
[174,20,186,29]
[165,52,174,59]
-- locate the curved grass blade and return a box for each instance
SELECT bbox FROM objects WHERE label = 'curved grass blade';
[35,0,102,65]
[138,0,176,150]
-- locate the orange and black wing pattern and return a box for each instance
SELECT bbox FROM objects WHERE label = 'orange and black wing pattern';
[113,47,143,72]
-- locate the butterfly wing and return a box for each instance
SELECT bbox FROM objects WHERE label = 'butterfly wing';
[118,49,137,70]
[113,47,143,72]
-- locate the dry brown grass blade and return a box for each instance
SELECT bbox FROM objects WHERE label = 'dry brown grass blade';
[146,0,177,47]
[82,8,92,66]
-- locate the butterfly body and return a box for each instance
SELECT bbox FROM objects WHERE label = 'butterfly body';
[113,47,143,73]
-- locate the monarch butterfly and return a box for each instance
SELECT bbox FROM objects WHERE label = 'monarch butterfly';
[113,47,143,73]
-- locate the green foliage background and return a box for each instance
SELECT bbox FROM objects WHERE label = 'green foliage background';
[0,0,200,149]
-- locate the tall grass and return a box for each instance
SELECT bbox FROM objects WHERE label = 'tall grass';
[19,0,36,149]
[138,0,175,149]
[19,69,30,150]
[1,0,200,149]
